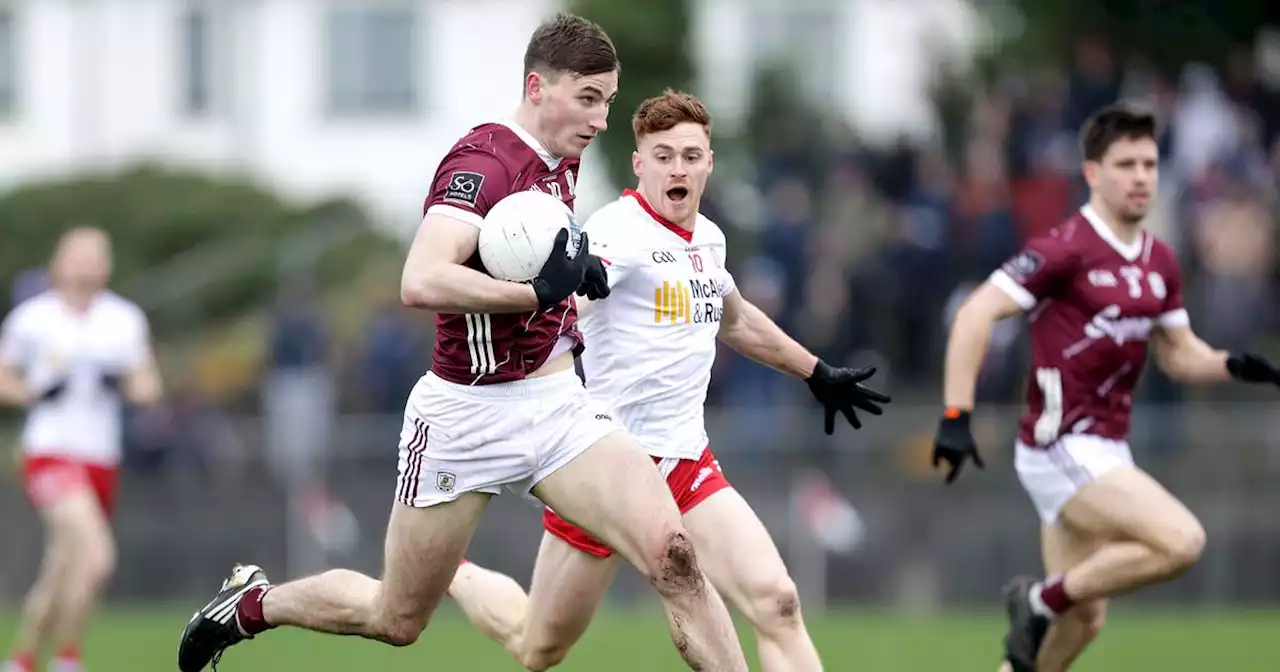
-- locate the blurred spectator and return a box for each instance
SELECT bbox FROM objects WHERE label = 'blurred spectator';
[358,300,427,414]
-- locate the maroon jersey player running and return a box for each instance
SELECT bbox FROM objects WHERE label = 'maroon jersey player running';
[176,14,748,672]
[932,104,1280,672]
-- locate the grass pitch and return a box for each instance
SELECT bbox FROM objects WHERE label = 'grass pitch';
[4,605,1276,670]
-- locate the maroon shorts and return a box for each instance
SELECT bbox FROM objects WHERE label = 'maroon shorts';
[542,444,731,558]
[23,454,120,516]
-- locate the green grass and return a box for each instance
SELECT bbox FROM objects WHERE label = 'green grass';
[5,605,1279,670]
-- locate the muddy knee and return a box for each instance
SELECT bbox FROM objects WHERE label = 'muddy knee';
[746,577,803,636]
[648,529,705,596]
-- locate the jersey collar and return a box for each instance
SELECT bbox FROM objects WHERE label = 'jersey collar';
[1080,204,1143,262]
[623,189,693,243]
[500,120,561,171]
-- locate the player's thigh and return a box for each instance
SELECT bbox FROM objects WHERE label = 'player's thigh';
[681,488,797,620]
[531,429,685,574]
[378,493,490,624]
[523,531,622,652]
[37,486,115,580]
[1058,466,1205,556]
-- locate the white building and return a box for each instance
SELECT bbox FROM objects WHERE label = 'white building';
[0,0,990,236]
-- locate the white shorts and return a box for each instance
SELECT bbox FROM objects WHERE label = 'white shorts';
[1014,434,1135,524]
[395,368,623,508]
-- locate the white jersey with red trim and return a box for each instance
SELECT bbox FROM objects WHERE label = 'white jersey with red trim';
[578,190,737,460]
[0,290,153,465]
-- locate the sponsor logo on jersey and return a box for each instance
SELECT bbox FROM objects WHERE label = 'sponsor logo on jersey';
[443,171,484,207]
[655,280,692,324]
[1083,304,1154,345]
[653,280,724,325]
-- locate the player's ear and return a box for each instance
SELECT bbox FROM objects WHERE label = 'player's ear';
[632,151,643,178]
[525,71,543,104]
[707,150,714,175]
[1081,161,1097,188]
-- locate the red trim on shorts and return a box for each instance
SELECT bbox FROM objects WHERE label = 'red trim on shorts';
[542,444,730,558]
[22,455,120,516]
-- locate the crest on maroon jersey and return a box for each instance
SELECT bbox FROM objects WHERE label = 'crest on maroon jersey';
[1002,250,1044,281]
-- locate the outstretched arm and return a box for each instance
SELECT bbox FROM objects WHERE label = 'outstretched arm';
[716,290,817,378]
[942,281,1025,410]
[1154,323,1280,386]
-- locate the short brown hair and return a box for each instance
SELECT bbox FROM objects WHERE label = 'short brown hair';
[524,14,618,78]
[1079,103,1157,162]
[632,89,712,142]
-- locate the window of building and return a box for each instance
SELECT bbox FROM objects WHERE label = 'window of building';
[326,5,418,115]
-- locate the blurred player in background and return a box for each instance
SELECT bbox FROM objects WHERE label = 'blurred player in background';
[177,16,751,672]
[1,228,162,672]
[931,104,1280,672]
[448,89,889,672]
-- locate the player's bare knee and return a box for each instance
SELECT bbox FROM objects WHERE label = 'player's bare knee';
[376,617,429,647]
[1155,517,1206,574]
[747,576,803,635]
[649,529,706,596]
[1072,600,1107,642]
[77,535,117,590]
[518,641,569,671]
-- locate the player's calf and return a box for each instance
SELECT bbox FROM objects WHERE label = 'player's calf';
[1035,600,1107,672]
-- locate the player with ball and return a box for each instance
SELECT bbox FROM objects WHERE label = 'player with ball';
[449,89,890,672]
[177,15,750,672]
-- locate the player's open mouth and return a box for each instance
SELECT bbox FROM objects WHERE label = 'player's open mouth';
[666,187,689,202]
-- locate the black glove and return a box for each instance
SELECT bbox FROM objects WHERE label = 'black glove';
[576,249,611,302]
[531,229,587,311]
[805,360,891,434]
[1227,352,1280,385]
[100,371,124,395]
[932,409,985,484]
[32,378,68,404]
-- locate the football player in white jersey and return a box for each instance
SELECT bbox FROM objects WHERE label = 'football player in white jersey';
[1,228,162,672]
[448,90,890,671]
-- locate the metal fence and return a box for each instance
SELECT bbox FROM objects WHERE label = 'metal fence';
[3,402,1280,610]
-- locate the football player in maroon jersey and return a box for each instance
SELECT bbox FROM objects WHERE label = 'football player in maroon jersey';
[177,15,748,672]
[932,104,1280,671]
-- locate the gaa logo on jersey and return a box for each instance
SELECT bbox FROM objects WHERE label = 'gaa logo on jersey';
[1002,250,1044,281]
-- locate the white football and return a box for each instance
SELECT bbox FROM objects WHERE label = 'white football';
[479,190,581,282]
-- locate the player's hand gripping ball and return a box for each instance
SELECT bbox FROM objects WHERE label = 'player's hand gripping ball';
[479,190,583,282]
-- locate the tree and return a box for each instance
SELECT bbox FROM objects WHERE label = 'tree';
[567,0,695,189]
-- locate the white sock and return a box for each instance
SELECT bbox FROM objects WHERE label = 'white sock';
[1027,582,1055,619]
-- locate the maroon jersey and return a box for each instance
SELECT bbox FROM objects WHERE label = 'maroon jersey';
[991,205,1188,447]
[422,122,583,385]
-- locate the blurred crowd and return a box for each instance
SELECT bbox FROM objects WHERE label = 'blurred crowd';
[705,36,1280,445]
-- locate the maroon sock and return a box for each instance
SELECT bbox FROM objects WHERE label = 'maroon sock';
[235,585,275,636]
[1040,575,1076,615]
